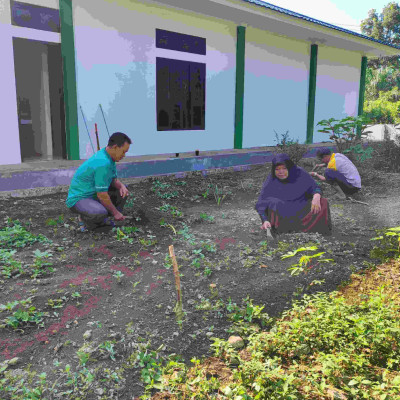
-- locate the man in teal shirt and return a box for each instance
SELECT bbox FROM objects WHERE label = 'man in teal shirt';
[66,132,131,232]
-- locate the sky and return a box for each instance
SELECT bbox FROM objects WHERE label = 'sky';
[261,0,393,34]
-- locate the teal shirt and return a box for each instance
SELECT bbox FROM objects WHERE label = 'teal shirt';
[66,148,117,208]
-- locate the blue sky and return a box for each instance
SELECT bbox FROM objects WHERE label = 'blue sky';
[263,0,392,33]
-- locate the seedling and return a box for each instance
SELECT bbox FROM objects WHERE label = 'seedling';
[199,213,214,222]
[113,270,124,283]
[214,185,227,206]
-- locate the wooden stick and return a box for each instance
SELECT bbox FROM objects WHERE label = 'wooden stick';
[347,197,369,206]
[94,123,100,151]
[169,245,181,303]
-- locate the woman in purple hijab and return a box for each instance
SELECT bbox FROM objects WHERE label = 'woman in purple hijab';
[255,154,331,234]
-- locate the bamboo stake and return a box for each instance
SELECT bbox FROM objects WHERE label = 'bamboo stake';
[79,105,95,153]
[99,104,111,138]
[94,123,100,151]
[169,245,183,326]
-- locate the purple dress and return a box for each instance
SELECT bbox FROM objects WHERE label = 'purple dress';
[255,154,331,234]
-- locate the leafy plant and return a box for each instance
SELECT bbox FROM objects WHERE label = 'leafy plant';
[316,115,372,153]
[343,143,374,162]
[113,270,124,283]
[370,226,400,261]
[5,305,45,329]
[0,220,52,249]
[99,340,117,361]
[137,345,164,389]
[273,130,310,164]
[124,196,135,209]
[199,213,214,222]
[31,249,54,278]
[0,249,22,278]
[159,204,182,217]
[281,246,333,276]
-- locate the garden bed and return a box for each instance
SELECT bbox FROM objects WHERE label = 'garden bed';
[0,162,399,399]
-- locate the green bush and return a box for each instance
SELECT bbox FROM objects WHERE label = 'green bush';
[364,89,400,125]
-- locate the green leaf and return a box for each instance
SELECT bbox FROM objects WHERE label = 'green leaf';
[348,379,359,386]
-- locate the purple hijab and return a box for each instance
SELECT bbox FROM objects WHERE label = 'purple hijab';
[255,154,319,218]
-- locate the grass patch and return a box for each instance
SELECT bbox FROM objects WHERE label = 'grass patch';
[153,259,400,399]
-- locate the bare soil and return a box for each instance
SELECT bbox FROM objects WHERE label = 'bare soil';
[0,163,399,399]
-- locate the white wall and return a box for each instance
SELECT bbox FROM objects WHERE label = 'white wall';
[314,46,361,143]
[243,27,309,147]
[73,0,238,159]
[0,0,60,165]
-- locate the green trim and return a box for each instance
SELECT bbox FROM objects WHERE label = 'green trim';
[234,26,246,149]
[59,0,79,160]
[306,44,318,144]
[358,56,368,116]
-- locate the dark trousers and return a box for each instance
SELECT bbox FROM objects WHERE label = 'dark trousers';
[70,185,127,229]
[324,169,360,196]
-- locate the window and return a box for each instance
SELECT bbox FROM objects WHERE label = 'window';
[157,58,205,131]
[155,29,206,131]
[156,29,206,55]
[11,1,60,33]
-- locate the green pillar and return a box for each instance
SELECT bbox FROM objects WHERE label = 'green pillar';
[306,44,318,144]
[358,56,368,116]
[59,0,79,160]
[234,26,246,149]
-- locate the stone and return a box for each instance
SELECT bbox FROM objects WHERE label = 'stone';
[228,336,244,349]
[83,330,92,340]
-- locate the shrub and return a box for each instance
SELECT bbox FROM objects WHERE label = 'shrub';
[273,130,310,164]
[316,115,371,153]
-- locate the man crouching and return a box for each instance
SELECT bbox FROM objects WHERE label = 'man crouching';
[310,147,361,199]
[66,132,131,233]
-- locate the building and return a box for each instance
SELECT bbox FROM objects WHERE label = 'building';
[1,0,399,165]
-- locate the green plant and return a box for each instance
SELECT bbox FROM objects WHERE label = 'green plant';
[199,213,214,222]
[5,303,45,329]
[31,249,54,278]
[137,345,165,389]
[47,297,66,309]
[370,226,400,261]
[99,340,117,361]
[273,130,310,164]
[124,196,135,208]
[0,249,22,278]
[281,246,334,276]
[113,270,124,283]
[177,223,195,244]
[213,184,230,206]
[343,143,374,162]
[159,204,182,217]
[316,115,371,153]
[45,215,64,226]
[226,297,271,326]
[0,219,52,249]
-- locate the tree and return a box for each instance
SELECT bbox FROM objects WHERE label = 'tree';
[361,2,400,69]
[360,2,400,123]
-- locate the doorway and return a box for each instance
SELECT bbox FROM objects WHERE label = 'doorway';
[13,37,66,162]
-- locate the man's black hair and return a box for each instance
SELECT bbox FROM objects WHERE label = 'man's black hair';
[107,132,132,147]
[316,147,332,159]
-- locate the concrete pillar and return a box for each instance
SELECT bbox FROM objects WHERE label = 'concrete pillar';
[40,46,53,160]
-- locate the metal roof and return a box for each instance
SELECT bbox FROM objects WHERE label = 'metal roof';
[241,0,400,50]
